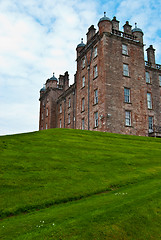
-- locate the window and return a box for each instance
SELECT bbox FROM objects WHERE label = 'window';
[159,75,161,86]
[146,72,150,83]
[94,112,98,127]
[46,108,48,117]
[94,65,98,78]
[94,89,98,104]
[147,93,152,109]
[46,123,48,130]
[122,44,128,55]
[148,116,153,133]
[60,104,62,113]
[82,58,85,68]
[82,76,85,87]
[60,119,62,128]
[82,118,85,130]
[68,98,71,108]
[125,111,131,126]
[124,88,130,103]
[82,98,85,112]
[123,64,129,76]
[94,46,97,58]
[68,113,70,124]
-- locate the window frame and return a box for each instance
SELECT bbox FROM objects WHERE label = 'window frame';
[148,116,153,133]
[68,113,70,124]
[159,75,161,86]
[147,93,152,109]
[123,64,129,77]
[68,98,71,108]
[82,118,85,130]
[82,98,85,112]
[94,65,98,78]
[122,44,128,55]
[60,104,62,113]
[82,58,85,69]
[46,108,48,117]
[94,89,98,104]
[94,111,98,128]
[146,71,150,83]
[94,46,97,58]
[124,88,130,103]
[82,76,85,88]
[125,110,131,126]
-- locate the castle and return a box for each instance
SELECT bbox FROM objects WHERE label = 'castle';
[39,13,161,137]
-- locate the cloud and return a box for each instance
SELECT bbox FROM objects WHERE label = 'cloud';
[0,0,161,135]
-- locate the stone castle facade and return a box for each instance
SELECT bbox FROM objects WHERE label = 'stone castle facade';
[39,13,161,137]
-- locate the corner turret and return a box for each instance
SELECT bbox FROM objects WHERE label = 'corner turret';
[76,38,85,57]
[98,12,112,35]
[132,23,144,43]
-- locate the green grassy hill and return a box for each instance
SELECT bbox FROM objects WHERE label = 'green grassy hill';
[0,128,161,240]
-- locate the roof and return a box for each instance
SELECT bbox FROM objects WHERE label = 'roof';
[77,38,85,48]
[40,85,46,92]
[49,73,58,81]
[98,12,111,24]
[132,23,143,33]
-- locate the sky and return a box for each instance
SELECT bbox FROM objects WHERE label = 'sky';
[0,0,161,135]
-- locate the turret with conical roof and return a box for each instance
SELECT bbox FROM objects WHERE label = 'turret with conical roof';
[132,23,144,43]
[76,38,85,57]
[46,73,58,89]
[98,12,112,35]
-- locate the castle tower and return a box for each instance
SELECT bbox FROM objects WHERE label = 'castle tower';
[39,73,63,130]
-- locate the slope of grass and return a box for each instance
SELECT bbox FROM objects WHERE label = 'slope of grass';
[0,128,161,239]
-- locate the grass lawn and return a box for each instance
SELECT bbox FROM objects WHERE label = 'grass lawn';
[0,128,161,239]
